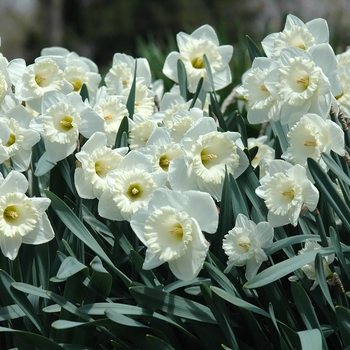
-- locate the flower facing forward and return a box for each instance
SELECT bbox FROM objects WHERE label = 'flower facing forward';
[282,113,345,170]
[74,132,128,199]
[98,151,167,222]
[168,117,249,201]
[30,91,104,162]
[163,24,233,93]
[130,188,218,281]
[223,214,273,280]
[0,171,55,260]
[256,160,319,227]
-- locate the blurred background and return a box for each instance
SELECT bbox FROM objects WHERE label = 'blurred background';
[1,0,350,85]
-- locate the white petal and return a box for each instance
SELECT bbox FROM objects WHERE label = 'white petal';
[22,214,55,245]
[0,233,22,260]
[0,171,28,196]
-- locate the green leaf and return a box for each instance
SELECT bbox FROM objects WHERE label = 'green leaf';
[244,246,335,289]
[297,329,322,350]
[11,282,50,300]
[0,304,25,321]
[177,59,187,100]
[314,253,335,310]
[308,157,350,232]
[129,285,216,324]
[105,309,149,328]
[203,54,217,95]
[211,286,271,318]
[55,256,88,280]
[245,35,263,63]
[229,173,249,219]
[336,306,350,348]
[200,283,239,349]
[126,60,137,117]
[265,235,321,256]
[80,83,89,101]
[322,152,350,187]
[0,326,64,350]
[0,270,46,335]
[129,249,159,287]
[45,190,131,286]
[145,335,176,350]
[114,115,129,149]
[189,77,204,109]
[209,92,227,131]
[89,256,112,297]
[34,152,56,176]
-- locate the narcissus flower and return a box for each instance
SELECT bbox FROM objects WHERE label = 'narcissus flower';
[163,24,233,93]
[74,132,128,199]
[0,105,40,171]
[98,151,167,222]
[0,171,55,260]
[282,113,345,170]
[168,117,249,201]
[130,188,218,281]
[30,91,104,162]
[256,160,319,227]
[289,239,335,290]
[223,214,273,280]
[261,14,329,59]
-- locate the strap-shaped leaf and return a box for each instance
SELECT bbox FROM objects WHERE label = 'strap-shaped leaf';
[114,116,129,149]
[246,35,263,63]
[177,59,187,100]
[126,60,137,118]
[308,157,350,232]
[129,285,216,324]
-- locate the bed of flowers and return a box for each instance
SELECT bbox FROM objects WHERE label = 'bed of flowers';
[0,13,350,349]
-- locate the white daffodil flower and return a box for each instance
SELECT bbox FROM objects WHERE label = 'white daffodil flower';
[237,57,281,124]
[256,160,319,227]
[105,53,152,95]
[93,94,129,145]
[30,91,104,162]
[167,108,204,143]
[130,188,218,281]
[223,214,273,280]
[265,45,340,124]
[334,66,350,117]
[98,151,167,222]
[289,239,335,291]
[282,113,345,171]
[0,105,40,172]
[153,91,201,127]
[41,46,101,104]
[262,14,329,60]
[7,56,73,110]
[0,171,55,260]
[128,114,158,150]
[141,127,184,181]
[124,82,154,120]
[168,117,249,201]
[74,132,128,199]
[248,136,275,178]
[163,24,233,93]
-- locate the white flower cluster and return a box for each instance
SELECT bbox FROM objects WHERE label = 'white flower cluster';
[0,16,343,284]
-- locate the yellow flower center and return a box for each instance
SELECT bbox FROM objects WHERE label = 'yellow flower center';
[72,80,83,92]
[3,205,19,222]
[238,241,251,252]
[159,155,171,171]
[127,183,142,200]
[303,141,317,146]
[35,75,47,86]
[191,57,205,69]
[95,162,110,176]
[6,133,16,147]
[60,116,74,131]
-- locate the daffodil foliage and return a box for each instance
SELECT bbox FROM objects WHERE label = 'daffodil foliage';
[0,15,350,350]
